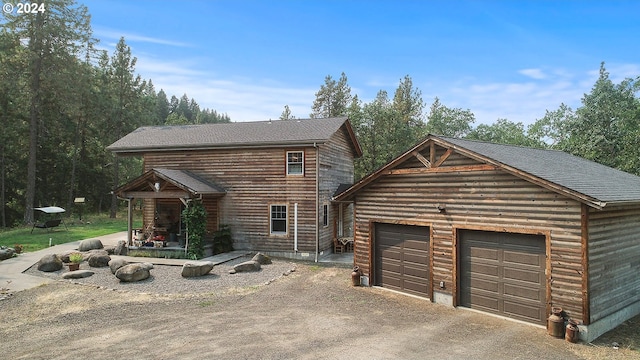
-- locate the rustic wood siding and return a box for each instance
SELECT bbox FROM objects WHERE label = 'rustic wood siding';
[318,127,356,251]
[143,147,318,252]
[353,163,584,319]
[588,205,640,323]
[202,195,219,237]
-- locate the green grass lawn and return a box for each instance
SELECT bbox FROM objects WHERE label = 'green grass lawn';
[0,213,141,252]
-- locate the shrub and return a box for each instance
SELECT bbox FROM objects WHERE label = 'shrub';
[182,200,207,259]
[213,224,233,254]
[69,252,83,264]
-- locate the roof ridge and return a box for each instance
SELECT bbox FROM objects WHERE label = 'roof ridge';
[436,135,565,153]
[136,117,349,130]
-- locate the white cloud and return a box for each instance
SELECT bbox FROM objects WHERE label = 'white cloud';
[518,68,547,80]
[94,27,192,48]
[131,52,640,127]
[134,55,316,121]
[443,68,594,126]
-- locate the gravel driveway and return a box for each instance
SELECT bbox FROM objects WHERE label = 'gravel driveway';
[1,263,635,360]
[22,256,296,295]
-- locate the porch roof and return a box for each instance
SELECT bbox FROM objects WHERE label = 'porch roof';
[114,168,226,199]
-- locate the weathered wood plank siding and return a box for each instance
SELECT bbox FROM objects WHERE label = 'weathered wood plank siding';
[588,205,640,323]
[319,127,356,251]
[144,147,318,252]
[353,157,584,318]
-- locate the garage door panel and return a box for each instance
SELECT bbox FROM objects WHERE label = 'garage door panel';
[468,246,499,260]
[404,239,429,251]
[504,283,543,301]
[404,252,428,265]
[504,300,545,323]
[503,250,542,266]
[469,262,499,277]
[379,274,402,290]
[403,264,428,279]
[469,277,499,293]
[403,278,429,295]
[460,230,546,325]
[375,223,430,298]
[381,260,401,273]
[379,248,401,260]
[467,293,500,311]
[504,267,543,284]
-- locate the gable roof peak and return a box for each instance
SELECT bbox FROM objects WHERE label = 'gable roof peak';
[335,134,640,209]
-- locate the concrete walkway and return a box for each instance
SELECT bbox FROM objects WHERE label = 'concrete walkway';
[0,231,249,293]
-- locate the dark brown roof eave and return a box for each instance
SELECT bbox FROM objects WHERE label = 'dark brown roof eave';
[108,140,332,154]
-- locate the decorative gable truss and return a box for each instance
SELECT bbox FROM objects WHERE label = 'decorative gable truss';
[383,142,497,176]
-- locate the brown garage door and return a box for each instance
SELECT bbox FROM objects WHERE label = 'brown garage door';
[459,230,546,325]
[375,223,430,298]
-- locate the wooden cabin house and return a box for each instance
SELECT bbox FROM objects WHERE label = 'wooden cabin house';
[108,117,361,260]
[333,135,640,342]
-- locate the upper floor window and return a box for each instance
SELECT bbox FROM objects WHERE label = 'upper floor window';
[287,151,304,175]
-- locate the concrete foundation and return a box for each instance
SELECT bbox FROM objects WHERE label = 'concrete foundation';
[578,300,640,343]
[433,291,454,306]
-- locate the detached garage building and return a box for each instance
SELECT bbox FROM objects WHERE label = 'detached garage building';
[333,135,640,342]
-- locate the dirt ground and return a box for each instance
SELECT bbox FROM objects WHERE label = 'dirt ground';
[1,263,637,360]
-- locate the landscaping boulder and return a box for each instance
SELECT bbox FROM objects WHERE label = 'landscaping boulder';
[114,240,128,256]
[108,258,129,274]
[115,263,152,282]
[87,252,111,267]
[181,261,214,278]
[103,245,116,255]
[57,250,76,263]
[251,252,272,265]
[230,260,261,274]
[62,270,94,279]
[78,239,104,252]
[37,254,63,272]
[0,247,15,261]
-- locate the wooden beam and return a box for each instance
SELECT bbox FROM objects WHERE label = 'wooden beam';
[412,151,431,168]
[121,191,190,199]
[387,164,497,175]
[146,181,157,191]
[127,199,133,246]
[433,148,453,168]
[429,142,436,164]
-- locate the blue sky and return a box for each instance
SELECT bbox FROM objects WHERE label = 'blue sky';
[84,0,640,125]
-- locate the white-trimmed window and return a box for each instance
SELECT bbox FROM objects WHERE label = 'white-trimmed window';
[287,151,304,175]
[270,204,287,235]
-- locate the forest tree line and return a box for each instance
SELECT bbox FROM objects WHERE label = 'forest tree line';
[0,0,229,227]
[292,67,639,181]
[1,1,639,229]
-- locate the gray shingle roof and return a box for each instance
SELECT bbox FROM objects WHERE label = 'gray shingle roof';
[334,135,640,208]
[114,168,225,196]
[438,136,640,206]
[154,169,226,195]
[108,117,350,153]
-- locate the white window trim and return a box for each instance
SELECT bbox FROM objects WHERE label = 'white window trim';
[269,204,288,235]
[286,151,304,176]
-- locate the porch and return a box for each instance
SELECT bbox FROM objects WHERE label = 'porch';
[114,168,226,252]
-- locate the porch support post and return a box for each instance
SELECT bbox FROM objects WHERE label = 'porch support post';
[127,198,133,246]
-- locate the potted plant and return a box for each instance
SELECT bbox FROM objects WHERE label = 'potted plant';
[68,252,83,271]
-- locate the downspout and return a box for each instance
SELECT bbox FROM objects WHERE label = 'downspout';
[314,142,319,263]
[294,203,298,252]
